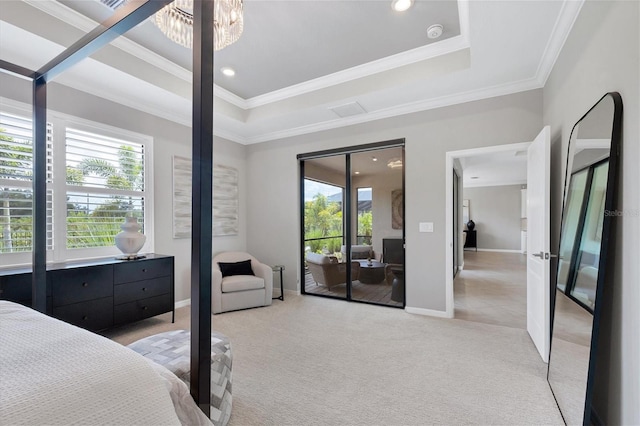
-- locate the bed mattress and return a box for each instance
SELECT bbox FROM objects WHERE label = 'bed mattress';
[0,301,211,426]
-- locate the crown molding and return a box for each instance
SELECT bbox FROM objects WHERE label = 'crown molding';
[244,35,470,109]
[66,78,248,143]
[23,0,94,32]
[63,76,191,126]
[244,0,581,144]
[244,77,542,144]
[24,0,193,83]
[211,116,247,144]
[214,85,247,109]
[22,0,474,114]
[22,0,582,146]
[245,0,471,108]
[463,179,527,189]
[535,0,585,86]
[24,0,252,109]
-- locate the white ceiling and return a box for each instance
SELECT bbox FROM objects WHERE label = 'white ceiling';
[458,148,528,188]
[0,0,584,145]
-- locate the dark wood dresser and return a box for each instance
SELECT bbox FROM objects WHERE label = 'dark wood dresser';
[0,254,174,332]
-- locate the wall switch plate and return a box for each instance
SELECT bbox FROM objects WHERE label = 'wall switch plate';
[419,222,434,233]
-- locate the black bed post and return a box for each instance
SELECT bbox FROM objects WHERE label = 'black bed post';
[27,0,173,314]
[32,76,47,313]
[190,0,214,416]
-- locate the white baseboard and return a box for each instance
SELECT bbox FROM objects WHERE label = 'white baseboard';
[175,298,191,309]
[405,306,453,318]
[476,248,522,253]
[176,290,299,309]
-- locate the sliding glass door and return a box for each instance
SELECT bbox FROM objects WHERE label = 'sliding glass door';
[299,141,405,308]
[302,155,347,300]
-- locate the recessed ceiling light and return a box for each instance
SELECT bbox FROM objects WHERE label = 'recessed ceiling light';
[427,24,444,39]
[354,171,361,175]
[391,0,413,12]
[372,157,378,162]
[221,67,236,77]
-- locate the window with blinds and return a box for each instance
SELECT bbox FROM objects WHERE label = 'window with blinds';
[65,128,145,249]
[0,112,54,254]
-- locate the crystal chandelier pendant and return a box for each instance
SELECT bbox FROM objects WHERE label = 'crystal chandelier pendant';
[154,0,244,50]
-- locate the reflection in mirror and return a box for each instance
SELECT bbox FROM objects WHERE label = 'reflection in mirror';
[548,93,622,426]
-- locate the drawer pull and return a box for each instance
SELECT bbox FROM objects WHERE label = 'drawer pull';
[142,287,146,291]
[142,269,147,273]
[82,282,88,287]
[142,306,148,311]
[83,315,89,320]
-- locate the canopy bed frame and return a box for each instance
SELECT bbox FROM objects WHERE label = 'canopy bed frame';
[0,0,215,416]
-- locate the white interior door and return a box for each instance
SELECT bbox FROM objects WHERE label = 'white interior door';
[526,126,551,362]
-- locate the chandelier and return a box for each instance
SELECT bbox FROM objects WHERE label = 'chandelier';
[154,0,244,50]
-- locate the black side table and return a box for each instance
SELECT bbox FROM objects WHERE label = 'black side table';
[272,265,285,300]
[463,230,477,251]
[390,266,404,304]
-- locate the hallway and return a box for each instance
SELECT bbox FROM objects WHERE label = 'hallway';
[454,251,527,330]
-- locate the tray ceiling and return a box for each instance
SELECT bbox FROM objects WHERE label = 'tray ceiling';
[0,0,584,144]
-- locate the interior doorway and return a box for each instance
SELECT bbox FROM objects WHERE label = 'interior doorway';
[445,128,552,362]
[445,142,532,322]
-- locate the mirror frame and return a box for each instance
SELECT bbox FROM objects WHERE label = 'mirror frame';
[548,92,623,425]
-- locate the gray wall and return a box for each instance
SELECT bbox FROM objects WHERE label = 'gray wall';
[246,89,542,313]
[463,185,522,251]
[542,0,639,423]
[0,74,248,304]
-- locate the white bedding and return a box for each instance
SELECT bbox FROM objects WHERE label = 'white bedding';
[0,301,212,426]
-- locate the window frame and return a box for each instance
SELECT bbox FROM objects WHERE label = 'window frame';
[0,99,154,266]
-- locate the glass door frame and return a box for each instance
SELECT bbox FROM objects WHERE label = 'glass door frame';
[298,139,405,308]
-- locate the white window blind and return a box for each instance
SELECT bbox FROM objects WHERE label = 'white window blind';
[0,112,54,254]
[65,128,145,249]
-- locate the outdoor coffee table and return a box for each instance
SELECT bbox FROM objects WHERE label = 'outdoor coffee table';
[357,260,386,284]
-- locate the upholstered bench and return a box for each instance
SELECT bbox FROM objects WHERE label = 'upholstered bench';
[127,329,233,426]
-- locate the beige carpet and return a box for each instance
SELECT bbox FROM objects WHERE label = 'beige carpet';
[105,294,562,425]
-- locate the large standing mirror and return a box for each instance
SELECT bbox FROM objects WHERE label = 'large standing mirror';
[548,92,622,425]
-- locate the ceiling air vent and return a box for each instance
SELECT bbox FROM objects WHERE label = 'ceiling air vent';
[100,0,127,9]
[329,102,367,118]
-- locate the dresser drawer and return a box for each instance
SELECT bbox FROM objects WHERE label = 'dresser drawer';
[114,276,171,305]
[1,273,33,302]
[49,266,113,307]
[113,258,172,284]
[114,293,172,325]
[53,297,114,331]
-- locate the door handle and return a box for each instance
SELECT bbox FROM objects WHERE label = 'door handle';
[532,252,558,260]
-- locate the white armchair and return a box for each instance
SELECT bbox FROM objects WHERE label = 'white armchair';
[212,251,273,314]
